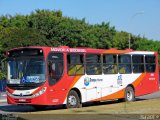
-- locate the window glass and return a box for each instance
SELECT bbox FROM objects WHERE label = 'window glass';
[118,55,131,64]
[86,64,102,75]
[146,64,156,72]
[67,54,84,75]
[119,64,131,74]
[48,53,64,85]
[103,54,117,74]
[145,55,155,63]
[103,54,117,64]
[67,54,83,64]
[118,55,131,74]
[145,55,156,72]
[132,55,144,73]
[103,64,118,74]
[132,55,144,63]
[86,54,101,63]
[8,57,46,84]
[86,54,102,75]
[133,64,144,73]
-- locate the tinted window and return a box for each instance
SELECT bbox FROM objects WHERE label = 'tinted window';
[86,54,102,75]
[118,55,131,64]
[67,54,84,75]
[103,54,117,74]
[86,54,101,63]
[132,55,144,73]
[48,53,64,85]
[145,55,156,72]
[118,55,131,74]
[132,55,144,63]
[145,55,155,63]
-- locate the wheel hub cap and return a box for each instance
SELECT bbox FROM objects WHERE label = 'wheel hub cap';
[127,91,133,101]
[68,95,77,106]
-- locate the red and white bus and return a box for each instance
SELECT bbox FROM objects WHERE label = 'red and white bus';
[6,46,159,109]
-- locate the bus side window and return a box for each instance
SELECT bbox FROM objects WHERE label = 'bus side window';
[118,55,131,74]
[103,54,117,74]
[86,54,102,75]
[145,55,156,72]
[67,54,84,76]
[132,55,144,73]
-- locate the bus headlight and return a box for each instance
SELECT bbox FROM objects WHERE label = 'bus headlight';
[33,87,47,97]
[6,91,12,97]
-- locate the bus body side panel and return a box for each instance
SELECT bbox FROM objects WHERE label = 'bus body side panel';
[70,73,145,102]
[135,52,159,96]
[135,73,159,96]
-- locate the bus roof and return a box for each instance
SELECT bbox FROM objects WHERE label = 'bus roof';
[7,46,156,55]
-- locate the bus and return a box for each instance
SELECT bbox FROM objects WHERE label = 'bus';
[6,46,159,109]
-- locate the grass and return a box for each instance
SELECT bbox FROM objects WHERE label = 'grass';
[15,99,160,120]
[19,98,160,114]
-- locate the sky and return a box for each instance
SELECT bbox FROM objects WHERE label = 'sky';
[0,0,160,41]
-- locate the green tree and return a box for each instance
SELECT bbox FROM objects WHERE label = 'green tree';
[1,28,47,52]
[112,31,129,49]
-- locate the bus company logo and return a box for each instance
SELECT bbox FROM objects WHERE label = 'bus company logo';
[117,75,122,85]
[84,77,103,86]
[84,77,90,86]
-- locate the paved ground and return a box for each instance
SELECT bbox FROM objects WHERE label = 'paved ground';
[137,90,160,100]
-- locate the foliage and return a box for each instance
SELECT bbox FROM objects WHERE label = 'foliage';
[0,9,159,64]
[0,71,6,80]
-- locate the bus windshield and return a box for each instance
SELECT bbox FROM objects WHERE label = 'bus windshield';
[7,57,46,84]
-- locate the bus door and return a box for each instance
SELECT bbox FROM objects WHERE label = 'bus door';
[48,52,64,103]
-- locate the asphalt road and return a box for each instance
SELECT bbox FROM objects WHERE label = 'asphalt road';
[0,90,160,114]
[137,90,160,100]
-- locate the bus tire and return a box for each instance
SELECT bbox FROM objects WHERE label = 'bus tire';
[124,86,135,102]
[66,90,82,109]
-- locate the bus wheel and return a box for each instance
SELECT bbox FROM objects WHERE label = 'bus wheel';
[66,90,81,109]
[125,86,135,102]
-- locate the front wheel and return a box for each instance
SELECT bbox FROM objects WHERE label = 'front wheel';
[124,86,135,102]
[66,90,82,109]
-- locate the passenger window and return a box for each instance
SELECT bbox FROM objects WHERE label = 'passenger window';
[67,54,84,75]
[145,55,156,72]
[86,54,102,75]
[118,55,131,74]
[48,53,64,85]
[103,54,117,74]
[132,55,144,73]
